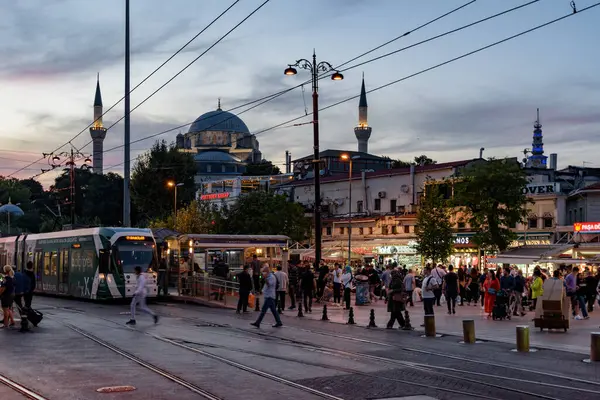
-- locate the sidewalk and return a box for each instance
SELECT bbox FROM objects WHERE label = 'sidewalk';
[294,298,600,354]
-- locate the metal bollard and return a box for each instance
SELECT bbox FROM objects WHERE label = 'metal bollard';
[321,304,329,321]
[462,319,476,344]
[347,307,356,325]
[424,314,436,337]
[591,332,600,362]
[297,300,304,318]
[516,325,530,353]
[367,309,377,328]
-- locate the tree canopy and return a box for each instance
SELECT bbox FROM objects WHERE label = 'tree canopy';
[391,155,437,169]
[243,161,281,176]
[149,200,225,234]
[414,183,454,264]
[131,140,196,222]
[453,158,530,252]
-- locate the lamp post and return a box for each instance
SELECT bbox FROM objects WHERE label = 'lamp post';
[341,154,360,267]
[167,181,184,220]
[285,51,344,265]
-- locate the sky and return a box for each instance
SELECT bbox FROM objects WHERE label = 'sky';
[1,0,599,187]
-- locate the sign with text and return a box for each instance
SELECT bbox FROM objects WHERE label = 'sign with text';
[200,192,231,201]
[574,222,600,233]
[454,237,470,245]
[523,182,559,195]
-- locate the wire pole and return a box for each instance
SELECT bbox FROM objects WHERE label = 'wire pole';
[123,0,131,227]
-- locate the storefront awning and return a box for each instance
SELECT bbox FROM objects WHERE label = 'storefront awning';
[490,245,574,265]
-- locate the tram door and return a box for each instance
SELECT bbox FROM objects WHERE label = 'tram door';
[34,251,43,291]
[58,249,70,294]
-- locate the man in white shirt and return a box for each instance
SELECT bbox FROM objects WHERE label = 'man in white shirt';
[274,265,289,314]
[126,266,158,326]
[332,263,342,304]
[421,266,437,316]
[431,264,446,306]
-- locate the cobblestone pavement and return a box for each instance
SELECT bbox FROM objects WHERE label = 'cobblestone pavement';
[1,296,600,400]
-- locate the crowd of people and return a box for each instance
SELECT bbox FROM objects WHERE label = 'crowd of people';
[0,263,36,332]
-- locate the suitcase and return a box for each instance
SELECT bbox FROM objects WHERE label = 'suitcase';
[27,308,43,327]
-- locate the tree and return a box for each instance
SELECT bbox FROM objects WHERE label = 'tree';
[131,140,196,222]
[391,159,411,169]
[243,161,281,176]
[223,191,309,242]
[149,200,225,234]
[453,158,530,252]
[414,155,437,166]
[414,183,454,264]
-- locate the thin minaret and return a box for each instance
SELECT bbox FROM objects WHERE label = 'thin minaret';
[527,108,548,168]
[354,73,372,153]
[89,74,107,173]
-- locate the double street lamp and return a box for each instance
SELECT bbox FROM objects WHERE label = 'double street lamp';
[284,51,344,265]
[167,181,184,220]
[341,154,360,267]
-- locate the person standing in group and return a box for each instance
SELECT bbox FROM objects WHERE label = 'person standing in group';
[316,260,329,300]
[479,267,488,308]
[341,266,353,310]
[236,265,253,314]
[251,266,283,328]
[386,270,406,329]
[301,265,316,313]
[403,269,416,307]
[564,266,579,317]
[13,268,30,332]
[332,263,342,304]
[287,262,298,310]
[442,265,459,315]
[421,267,437,317]
[457,266,466,306]
[367,265,380,303]
[431,264,446,306]
[381,265,392,301]
[251,254,262,294]
[274,265,288,313]
[24,261,36,309]
[126,266,158,326]
[512,269,526,316]
[585,270,597,313]
[483,270,500,319]
[1,265,16,328]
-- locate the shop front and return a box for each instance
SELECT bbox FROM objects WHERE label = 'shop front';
[373,240,420,267]
[451,234,480,268]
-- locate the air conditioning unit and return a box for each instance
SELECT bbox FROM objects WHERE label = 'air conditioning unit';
[378,191,387,198]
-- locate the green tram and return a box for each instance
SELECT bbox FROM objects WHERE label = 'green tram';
[0,227,158,300]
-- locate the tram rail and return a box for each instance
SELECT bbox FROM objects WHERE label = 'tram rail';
[0,374,49,400]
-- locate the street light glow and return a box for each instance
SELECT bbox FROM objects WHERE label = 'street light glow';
[167,181,175,187]
[340,154,349,160]
[331,71,344,81]
[284,66,297,76]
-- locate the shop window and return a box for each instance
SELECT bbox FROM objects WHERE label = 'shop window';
[339,227,345,235]
[544,217,553,228]
[528,218,538,229]
[326,227,332,236]
[359,227,364,235]
[381,225,388,235]
[391,226,397,234]
[374,198,381,211]
[390,199,397,213]
[404,225,410,234]
[369,227,374,235]
[357,201,363,213]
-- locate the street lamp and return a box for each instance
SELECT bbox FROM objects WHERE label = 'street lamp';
[340,154,360,267]
[167,181,184,219]
[285,51,344,265]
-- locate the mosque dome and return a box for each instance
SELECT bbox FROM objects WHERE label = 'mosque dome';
[188,106,250,135]
[194,150,243,163]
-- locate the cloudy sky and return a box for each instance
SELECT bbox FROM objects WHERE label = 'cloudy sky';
[1,0,599,186]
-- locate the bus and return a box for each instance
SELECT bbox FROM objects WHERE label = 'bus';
[0,227,158,300]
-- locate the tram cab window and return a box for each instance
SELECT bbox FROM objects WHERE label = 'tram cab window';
[115,241,155,274]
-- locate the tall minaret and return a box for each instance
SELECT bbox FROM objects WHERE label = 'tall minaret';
[89,74,107,173]
[526,108,548,168]
[354,74,372,153]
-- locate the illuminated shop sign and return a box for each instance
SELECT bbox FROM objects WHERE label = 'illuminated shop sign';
[454,237,470,245]
[574,222,600,234]
[200,192,231,201]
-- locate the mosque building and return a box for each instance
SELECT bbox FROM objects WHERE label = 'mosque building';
[175,99,263,184]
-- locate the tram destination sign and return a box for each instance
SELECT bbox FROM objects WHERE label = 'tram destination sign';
[574,222,600,234]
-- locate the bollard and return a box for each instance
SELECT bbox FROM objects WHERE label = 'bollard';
[591,332,600,362]
[297,301,304,318]
[254,297,260,312]
[402,310,413,330]
[424,314,436,337]
[321,304,329,321]
[516,325,530,353]
[462,319,476,344]
[367,309,377,328]
[347,307,356,325]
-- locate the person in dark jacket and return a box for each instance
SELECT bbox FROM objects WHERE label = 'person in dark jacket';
[1,265,16,328]
[13,270,30,332]
[287,263,298,310]
[236,265,253,313]
[386,270,406,329]
[24,261,36,308]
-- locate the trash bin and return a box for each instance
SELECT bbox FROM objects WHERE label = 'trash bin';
[355,275,370,305]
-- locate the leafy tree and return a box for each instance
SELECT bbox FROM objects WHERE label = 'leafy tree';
[453,158,530,252]
[149,200,225,234]
[131,140,196,221]
[414,155,437,166]
[223,191,309,242]
[414,183,454,264]
[243,161,281,176]
[391,159,411,169]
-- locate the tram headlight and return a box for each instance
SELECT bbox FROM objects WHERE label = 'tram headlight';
[99,273,106,281]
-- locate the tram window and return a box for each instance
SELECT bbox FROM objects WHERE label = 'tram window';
[71,250,82,272]
[44,252,51,276]
[51,252,58,276]
[61,249,69,283]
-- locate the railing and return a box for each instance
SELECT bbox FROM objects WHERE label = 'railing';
[177,273,240,306]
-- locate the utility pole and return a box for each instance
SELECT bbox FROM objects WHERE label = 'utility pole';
[123,0,131,226]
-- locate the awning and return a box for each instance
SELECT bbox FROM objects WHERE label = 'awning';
[490,245,574,265]
[489,257,540,265]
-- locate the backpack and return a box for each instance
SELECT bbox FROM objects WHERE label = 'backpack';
[425,276,439,291]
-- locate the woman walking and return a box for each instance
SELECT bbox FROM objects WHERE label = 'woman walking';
[483,270,500,319]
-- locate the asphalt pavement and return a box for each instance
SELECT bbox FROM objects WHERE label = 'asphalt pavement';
[1,296,600,400]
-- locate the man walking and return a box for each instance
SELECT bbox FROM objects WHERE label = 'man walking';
[403,269,415,307]
[251,266,283,328]
[236,265,253,314]
[274,265,288,313]
[126,266,158,325]
[422,267,437,317]
[431,264,446,306]
[442,265,459,315]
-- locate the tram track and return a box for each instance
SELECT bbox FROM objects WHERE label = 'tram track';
[0,374,49,400]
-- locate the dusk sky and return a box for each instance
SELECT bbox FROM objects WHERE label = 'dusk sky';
[1,0,599,186]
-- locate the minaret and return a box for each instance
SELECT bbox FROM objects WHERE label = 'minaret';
[89,74,107,173]
[527,108,547,168]
[354,74,372,153]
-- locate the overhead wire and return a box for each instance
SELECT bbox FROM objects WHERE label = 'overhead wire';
[5,0,243,177]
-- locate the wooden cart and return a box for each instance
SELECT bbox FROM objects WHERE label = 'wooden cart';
[534,300,569,332]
